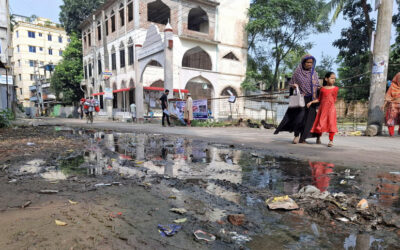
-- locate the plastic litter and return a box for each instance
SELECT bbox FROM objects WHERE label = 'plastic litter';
[55,219,67,226]
[26,142,35,146]
[173,218,187,224]
[357,199,369,210]
[39,190,59,194]
[158,224,181,237]
[8,179,17,183]
[265,195,299,210]
[340,180,347,185]
[229,231,252,244]
[193,230,216,242]
[170,208,187,214]
[337,217,349,222]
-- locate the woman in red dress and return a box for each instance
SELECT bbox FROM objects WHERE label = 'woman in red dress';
[383,72,400,136]
[307,72,338,147]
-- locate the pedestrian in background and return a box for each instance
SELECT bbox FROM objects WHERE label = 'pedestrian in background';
[274,54,320,144]
[308,72,339,147]
[184,93,193,126]
[130,102,136,122]
[160,89,171,127]
[383,72,400,136]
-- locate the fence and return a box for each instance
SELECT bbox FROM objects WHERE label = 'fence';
[209,85,369,132]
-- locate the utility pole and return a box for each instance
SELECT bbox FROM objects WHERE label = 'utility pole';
[366,0,394,136]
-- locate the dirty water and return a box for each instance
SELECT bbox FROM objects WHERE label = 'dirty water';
[1,126,400,249]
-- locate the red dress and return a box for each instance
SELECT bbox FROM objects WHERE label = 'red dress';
[311,86,339,134]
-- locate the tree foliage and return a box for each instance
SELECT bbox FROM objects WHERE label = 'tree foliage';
[51,33,84,104]
[59,0,104,34]
[315,53,335,77]
[389,1,400,80]
[333,1,374,101]
[246,0,329,91]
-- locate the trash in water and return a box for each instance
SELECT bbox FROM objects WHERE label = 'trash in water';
[229,231,252,244]
[55,219,67,226]
[340,180,347,185]
[39,190,59,194]
[173,218,187,224]
[94,182,121,187]
[158,224,181,237]
[168,196,177,199]
[170,208,187,215]
[26,142,35,146]
[357,199,369,210]
[227,214,245,226]
[193,230,216,242]
[109,212,123,218]
[265,195,299,210]
[68,200,78,205]
[8,179,17,183]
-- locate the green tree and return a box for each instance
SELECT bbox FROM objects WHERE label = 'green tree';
[388,1,400,80]
[241,54,273,91]
[315,53,335,77]
[51,33,84,104]
[333,0,374,101]
[59,0,104,34]
[246,0,329,91]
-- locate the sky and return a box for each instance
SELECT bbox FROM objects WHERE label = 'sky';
[9,0,400,71]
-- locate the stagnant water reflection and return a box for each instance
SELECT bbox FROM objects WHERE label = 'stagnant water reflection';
[25,128,400,248]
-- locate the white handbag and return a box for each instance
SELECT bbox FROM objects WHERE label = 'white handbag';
[288,86,305,108]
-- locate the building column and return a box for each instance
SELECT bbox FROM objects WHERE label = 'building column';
[164,22,174,100]
[134,44,144,122]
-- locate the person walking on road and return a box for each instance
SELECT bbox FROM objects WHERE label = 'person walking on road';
[308,72,339,147]
[383,72,400,136]
[130,102,136,122]
[184,93,193,126]
[274,54,320,144]
[160,89,171,127]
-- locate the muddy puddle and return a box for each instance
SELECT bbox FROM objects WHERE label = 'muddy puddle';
[1,126,400,249]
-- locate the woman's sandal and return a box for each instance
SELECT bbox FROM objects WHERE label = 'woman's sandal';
[328,141,334,147]
[293,136,300,144]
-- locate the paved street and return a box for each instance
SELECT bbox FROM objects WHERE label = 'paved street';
[15,118,400,170]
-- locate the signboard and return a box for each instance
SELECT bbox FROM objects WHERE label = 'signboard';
[372,60,385,74]
[193,99,208,119]
[104,87,113,100]
[0,75,13,85]
[228,96,236,103]
[102,69,112,80]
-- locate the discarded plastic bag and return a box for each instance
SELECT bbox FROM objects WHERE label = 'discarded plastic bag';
[158,224,181,237]
[68,200,78,205]
[265,195,299,210]
[170,208,187,214]
[194,230,216,242]
[173,218,187,224]
[55,219,67,226]
[357,199,369,210]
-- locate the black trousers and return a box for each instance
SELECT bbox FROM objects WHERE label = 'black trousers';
[162,111,170,126]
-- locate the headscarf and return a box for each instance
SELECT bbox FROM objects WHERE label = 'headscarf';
[290,54,320,100]
[386,72,400,102]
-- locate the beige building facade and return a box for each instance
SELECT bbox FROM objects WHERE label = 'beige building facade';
[12,17,70,107]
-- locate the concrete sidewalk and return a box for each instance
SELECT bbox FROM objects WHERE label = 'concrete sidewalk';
[14,118,400,170]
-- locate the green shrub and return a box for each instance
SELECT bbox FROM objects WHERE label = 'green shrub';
[0,109,14,128]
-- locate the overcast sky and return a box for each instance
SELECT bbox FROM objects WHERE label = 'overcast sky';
[9,0,399,71]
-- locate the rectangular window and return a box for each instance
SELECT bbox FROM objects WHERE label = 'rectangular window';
[120,49,125,68]
[88,63,92,77]
[18,60,21,67]
[48,34,52,41]
[40,61,44,66]
[128,2,133,22]
[48,49,53,55]
[16,31,19,38]
[39,47,43,51]
[30,74,34,81]
[88,33,91,46]
[111,15,116,32]
[98,59,102,75]
[128,45,134,65]
[97,26,101,40]
[17,46,20,53]
[67,38,71,42]
[29,60,35,67]
[120,8,125,27]
[28,31,35,38]
[59,50,63,56]
[20,88,22,95]
[105,20,109,36]
[29,46,36,53]
[58,36,63,43]
[84,65,88,79]
[19,74,21,81]
[39,33,42,37]
[111,53,116,70]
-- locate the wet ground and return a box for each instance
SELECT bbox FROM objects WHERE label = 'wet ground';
[0,126,400,249]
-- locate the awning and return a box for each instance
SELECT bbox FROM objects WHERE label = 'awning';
[92,87,189,96]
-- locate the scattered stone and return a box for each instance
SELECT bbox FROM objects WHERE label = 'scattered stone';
[228,214,245,226]
[21,201,31,208]
[170,208,187,215]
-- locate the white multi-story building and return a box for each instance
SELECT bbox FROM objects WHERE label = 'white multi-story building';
[0,0,12,110]
[80,0,249,120]
[12,16,70,107]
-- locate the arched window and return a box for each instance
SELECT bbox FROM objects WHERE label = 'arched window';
[182,47,212,70]
[111,10,116,32]
[148,60,162,67]
[223,52,239,61]
[120,42,125,68]
[147,0,170,25]
[111,46,116,70]
[119,3,125,27]
[188,7,209,33]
